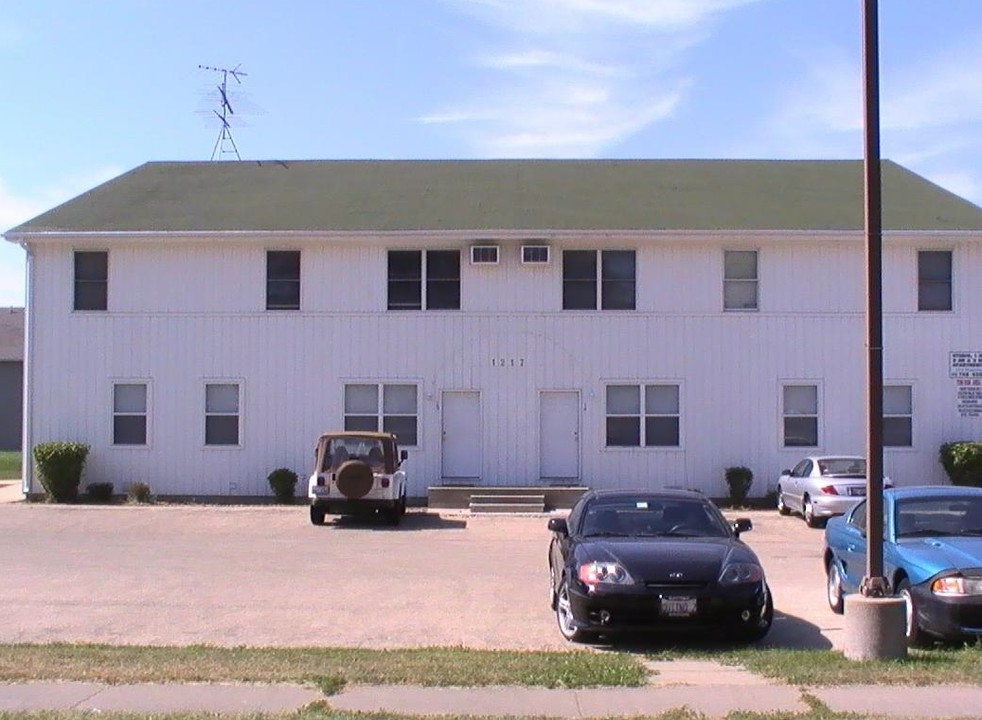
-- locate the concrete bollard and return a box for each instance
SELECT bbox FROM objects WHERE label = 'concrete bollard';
[842,594,907,660]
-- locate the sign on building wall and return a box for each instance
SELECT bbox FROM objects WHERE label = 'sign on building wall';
[951,353,982,418]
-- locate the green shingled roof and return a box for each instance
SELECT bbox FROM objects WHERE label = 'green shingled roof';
[7,159,982,234]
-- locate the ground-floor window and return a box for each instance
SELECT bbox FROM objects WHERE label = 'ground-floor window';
[344,383,418,446]
[112,382,148,446]
[605,383,680,447]
[205,382,241,446]
[884,384,913,447]
[782,383,819,447]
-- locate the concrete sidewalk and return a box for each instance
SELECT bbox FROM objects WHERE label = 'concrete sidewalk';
[3,662,982,717]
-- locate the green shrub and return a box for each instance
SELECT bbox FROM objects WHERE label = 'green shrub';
[33,442,90,503]
[939,442,982,487]
[127,481,153,504]
[86,482,114,503]
[267,467,299,504]
[724,466,754,506]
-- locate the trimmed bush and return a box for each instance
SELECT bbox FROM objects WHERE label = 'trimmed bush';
[939,442,982,487]
[86,482,114,503]
[127,481,153,504]
[725,466,754,506]
[268,467,299,504]
[33,442,90,503]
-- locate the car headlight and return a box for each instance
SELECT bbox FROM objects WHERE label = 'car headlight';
[931,576,982,596]
[718,562,765,586]
[578,561,634,590]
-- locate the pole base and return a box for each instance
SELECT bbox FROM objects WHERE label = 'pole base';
[842,594,907,660]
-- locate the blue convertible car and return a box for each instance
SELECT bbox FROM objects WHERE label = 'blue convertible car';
[824,486,982,646]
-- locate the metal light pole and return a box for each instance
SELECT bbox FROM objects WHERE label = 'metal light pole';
[842,0,906,660]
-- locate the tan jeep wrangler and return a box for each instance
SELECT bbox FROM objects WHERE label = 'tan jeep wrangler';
[307,431,408,526]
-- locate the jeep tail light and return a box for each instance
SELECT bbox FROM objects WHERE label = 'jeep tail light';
[819,485,839,495]
[316,476,326,486]
[380,477,390,488]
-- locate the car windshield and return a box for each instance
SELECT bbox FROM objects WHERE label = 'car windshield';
[321,437,386,470]
[895,497,982,538]
[580,498,729,538]
[818,458,866,476]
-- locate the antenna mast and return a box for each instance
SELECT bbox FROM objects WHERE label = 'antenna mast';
[198,64,247,160]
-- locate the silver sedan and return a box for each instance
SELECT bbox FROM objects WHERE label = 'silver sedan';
[775,456,891,528]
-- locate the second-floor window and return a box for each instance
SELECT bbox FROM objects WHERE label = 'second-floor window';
[387,250,460,310]
[563,250,636,310]
[724,250,758,310]
[74,251,108,311]
[918,250,952,311]
[266,251,300,310]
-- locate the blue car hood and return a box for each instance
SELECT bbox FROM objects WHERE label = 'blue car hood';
[899,536,982,576]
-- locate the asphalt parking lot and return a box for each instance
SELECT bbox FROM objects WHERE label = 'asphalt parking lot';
[0,502,841,650]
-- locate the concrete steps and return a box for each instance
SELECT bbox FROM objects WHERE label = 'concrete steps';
[468,493,545,514]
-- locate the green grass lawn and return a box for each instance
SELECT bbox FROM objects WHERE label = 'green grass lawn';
[0,451,21,480]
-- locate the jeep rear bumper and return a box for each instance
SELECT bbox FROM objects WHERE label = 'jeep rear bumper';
[310,498,400,514]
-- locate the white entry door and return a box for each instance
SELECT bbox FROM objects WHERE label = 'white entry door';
[540,391,580,480]
[441,391,481,480]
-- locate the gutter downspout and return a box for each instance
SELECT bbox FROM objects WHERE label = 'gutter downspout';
[17,240,33,496]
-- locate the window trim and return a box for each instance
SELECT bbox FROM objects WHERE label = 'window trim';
[73,250,109,312]
[780,381,821,449]
[470,245,499,265]
[723,249,759,312]
[521,244,551,265]
[203,380,243,449]
[266,249,301,311]
[917,249,953,312]
[342,381,421,447]
[110,379,150,448]
[603,381,683,450]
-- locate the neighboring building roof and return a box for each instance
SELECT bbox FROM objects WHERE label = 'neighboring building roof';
[0,308,24,362]
[6,159,982,235]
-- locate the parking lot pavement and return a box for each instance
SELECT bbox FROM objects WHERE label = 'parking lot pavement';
[0,503,838,650]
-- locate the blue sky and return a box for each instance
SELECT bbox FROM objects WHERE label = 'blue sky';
[2,0,981,306]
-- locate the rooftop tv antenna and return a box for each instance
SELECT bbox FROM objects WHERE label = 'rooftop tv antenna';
[198,64,247,160]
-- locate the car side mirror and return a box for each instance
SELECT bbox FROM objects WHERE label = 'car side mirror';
[732,518,753,535]
[781,469,791,476]
[547,518,568,535]
[400,450,408,461]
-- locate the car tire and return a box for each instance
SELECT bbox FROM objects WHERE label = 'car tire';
[803,496,823,528]
[384,504,402,526]
[555,579,594,643]
[732,585,774,643]
[310,505,326,526]
[776,488,790,516]
[896,578,926,647]
[826,561,844,614]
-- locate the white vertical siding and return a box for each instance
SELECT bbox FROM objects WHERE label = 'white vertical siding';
[24,232,982,500]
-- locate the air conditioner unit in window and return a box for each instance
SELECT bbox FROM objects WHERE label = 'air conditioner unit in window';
[521,245,550,264]
[470,245,499,264]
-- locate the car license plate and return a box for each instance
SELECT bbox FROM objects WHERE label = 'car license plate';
[312,486,330,496]
[660,597,697,617]
[848,487,866,496]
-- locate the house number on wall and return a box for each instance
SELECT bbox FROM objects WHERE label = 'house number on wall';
[490,357,526,367]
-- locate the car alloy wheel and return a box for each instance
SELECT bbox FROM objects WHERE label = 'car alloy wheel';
[896,578,924,647]
[826,562,844,614]
[776,489,790,516]
[555,580,593,643]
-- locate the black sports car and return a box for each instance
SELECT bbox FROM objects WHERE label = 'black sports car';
[547,489,773,643]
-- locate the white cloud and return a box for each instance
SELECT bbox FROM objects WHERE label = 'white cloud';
[428,0,760,156]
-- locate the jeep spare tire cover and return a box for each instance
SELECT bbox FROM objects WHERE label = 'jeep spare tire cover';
[335,460,374,499]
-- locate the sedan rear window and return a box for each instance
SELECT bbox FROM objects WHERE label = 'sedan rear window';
[818,458,866,476]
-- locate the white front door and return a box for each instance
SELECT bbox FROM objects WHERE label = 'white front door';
[441,391,481,480]
[540,391,580,480]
